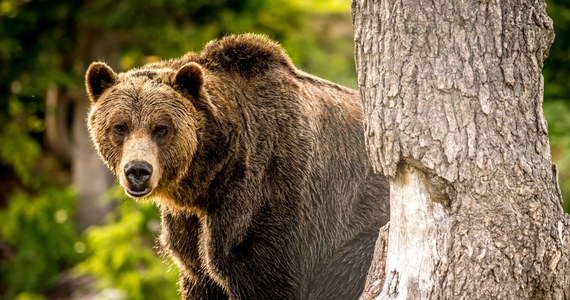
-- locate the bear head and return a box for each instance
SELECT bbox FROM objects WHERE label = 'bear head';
[85,62,206,202]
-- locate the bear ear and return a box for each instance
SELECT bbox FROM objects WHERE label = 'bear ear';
[174,62,204,97]
[85,62,117,103]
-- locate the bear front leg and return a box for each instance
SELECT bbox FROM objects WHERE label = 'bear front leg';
[161,211,228,299]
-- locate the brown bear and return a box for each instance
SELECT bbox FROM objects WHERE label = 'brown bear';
[85,33,389,299]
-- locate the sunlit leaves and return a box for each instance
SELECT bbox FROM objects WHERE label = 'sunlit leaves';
[76,190,179,300]
[0,187,80,299]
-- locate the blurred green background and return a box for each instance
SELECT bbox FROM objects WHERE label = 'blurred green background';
[0,0,568,299]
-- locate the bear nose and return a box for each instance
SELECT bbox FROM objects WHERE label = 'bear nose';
[124,161,153,191]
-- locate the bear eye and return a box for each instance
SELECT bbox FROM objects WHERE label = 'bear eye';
[153,125,169,139]
[112,123,128,136]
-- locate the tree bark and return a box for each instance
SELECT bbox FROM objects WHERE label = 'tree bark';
[352,0,570,298]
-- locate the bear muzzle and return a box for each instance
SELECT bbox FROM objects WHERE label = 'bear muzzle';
[124,160,153,197]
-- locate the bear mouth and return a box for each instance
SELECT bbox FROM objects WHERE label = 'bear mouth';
[125,187,152,198]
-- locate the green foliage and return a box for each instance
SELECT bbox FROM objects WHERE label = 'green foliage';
[281,14,357,88]
[75,187,178,300]
[13,293,48,300]
[545,0,570,100]
[0,98,43,186]
[0,94,80,299]
[0,187,81,299]
[544,101,570,209]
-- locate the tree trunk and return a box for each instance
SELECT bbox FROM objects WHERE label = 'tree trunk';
[352,0,570,298]
[72,33,122,230]
[45,32,122,230]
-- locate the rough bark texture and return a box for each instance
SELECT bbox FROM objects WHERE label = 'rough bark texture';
[360,224,389,299]
[353,0,570,298]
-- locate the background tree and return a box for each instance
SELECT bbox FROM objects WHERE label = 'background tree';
[352,0,570,298]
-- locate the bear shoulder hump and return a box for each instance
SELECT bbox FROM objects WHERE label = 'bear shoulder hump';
[199,33,294,77]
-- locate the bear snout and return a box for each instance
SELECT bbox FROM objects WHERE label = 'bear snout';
[124,160,153,197]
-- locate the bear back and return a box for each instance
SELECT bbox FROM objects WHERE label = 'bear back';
[197,33,294,78]
[126,34,296,84]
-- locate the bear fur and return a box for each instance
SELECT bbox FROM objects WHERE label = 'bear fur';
[85,33,389,299]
